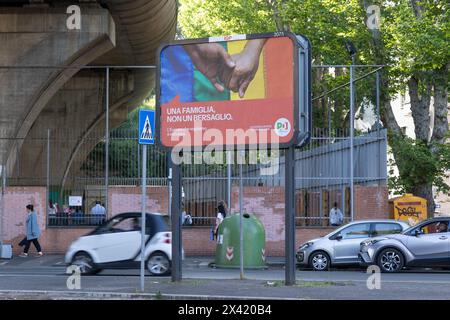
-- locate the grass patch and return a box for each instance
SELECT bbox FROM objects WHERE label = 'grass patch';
[167,279,207,286]
[154,291,163,300]
[264,280,353,288]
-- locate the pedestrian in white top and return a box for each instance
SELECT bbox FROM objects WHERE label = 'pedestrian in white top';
[90,201,106,225]
[329,202,343,226]
[214,200,228,239]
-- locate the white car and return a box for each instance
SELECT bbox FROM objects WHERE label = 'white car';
[65,212,176,276]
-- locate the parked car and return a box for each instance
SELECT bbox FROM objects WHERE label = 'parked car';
[65,212,178,276]
[359,217,450,273]
[296,219,410,271]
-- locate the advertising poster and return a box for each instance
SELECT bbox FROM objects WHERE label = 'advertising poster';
[157,34,297,148]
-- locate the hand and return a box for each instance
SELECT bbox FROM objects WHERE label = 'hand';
[184,43,236,92]
[220,39,266,98]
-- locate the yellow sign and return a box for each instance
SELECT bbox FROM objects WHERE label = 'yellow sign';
[391,194,427,226]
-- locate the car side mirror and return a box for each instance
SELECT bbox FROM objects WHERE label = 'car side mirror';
[413,229,421,237]
[335,234,343,241]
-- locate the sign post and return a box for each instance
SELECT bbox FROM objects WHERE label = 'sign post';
[170,154,182,282]
[138,109,155,292]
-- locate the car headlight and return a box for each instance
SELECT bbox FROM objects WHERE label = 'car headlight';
[361,238,388,246]
[299,242,313,251]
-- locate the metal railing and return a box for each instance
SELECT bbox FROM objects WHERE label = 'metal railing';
[1,64,387,228]
[47,213,106,227]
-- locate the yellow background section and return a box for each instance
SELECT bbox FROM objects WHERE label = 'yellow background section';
[227,40,265,100]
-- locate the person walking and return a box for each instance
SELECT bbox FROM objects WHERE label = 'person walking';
[214,200,228,239]
[19,204,43,257]
[329,202,344,227]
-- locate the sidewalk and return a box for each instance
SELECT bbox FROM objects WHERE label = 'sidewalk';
[0,255,287,268]
[2,255,449,300]
[183,256,286,268]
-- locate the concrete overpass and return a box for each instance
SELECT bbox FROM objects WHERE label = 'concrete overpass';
[0,0,177,188]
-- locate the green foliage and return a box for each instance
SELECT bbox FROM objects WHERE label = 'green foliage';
[179,0,377,65]
[178,0,449,197]
[81,99,167,179]
[388,0,449,73]
[179,0,381,132]
[388,134,450,196]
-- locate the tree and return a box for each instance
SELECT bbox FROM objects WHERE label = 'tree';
[366,0,449,216]
[178,0,449,216]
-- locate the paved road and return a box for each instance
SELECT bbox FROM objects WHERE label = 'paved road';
[1,256,450,299]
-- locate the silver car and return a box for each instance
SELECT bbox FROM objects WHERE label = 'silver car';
[359,217,450,273]
[296,219,410,271]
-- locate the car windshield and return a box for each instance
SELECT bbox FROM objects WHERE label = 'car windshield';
[402,220,449,234]
[402,224,417,234]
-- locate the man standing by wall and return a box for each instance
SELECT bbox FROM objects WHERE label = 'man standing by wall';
[329,202,344,227]
[90,200,106,225]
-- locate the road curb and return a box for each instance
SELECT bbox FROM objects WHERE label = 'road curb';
[0,289,300,300]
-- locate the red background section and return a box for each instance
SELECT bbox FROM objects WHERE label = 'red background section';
[161,97,294,147]
[159,36,295,147]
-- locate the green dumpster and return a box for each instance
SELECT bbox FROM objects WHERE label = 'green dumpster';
[214,213,266,268]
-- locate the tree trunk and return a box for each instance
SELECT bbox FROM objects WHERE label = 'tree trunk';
[408,76,432,141]
[360,0,402,136]
[431,63,449,146]
[266,0,287,32]
[412,183,435,218]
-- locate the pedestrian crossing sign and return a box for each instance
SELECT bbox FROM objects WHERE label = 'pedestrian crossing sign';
[138,110,155,145]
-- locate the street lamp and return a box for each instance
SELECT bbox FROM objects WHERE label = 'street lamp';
[345,39,357,223]
[345,39,357,62]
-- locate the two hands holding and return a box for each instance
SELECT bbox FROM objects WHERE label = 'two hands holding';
[184,39,266,99]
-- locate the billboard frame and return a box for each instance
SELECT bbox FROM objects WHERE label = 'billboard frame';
[155,31,311,150]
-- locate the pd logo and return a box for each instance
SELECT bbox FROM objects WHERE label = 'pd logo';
[274,118,291,137]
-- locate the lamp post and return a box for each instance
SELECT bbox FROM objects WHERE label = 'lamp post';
[345,40,357,223]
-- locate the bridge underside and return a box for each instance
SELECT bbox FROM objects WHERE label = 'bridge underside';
[0,1,177,188]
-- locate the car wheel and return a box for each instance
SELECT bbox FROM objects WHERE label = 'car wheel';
[147,252,171,276]
[71,252,99,275]
[377,248,404,273]
[309,251,330,271]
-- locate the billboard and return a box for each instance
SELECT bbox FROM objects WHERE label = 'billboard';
[156,32,310,148]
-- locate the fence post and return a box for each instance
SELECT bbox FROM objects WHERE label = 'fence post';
[46,129,50,226]
[105,67,110,216]
[0,165,5,246]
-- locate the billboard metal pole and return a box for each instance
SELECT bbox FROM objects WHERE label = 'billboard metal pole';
[171,153,182,282]
[285,146,296,285]
[140,144,147,292]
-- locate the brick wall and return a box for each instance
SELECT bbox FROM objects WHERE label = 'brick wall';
[354,185,389,220]
[230,186,285,256]
[182,227,216,255]
[40,228,90,254]
[2,184,389,256]
[1,187,47,253]
[108,186,169,216]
